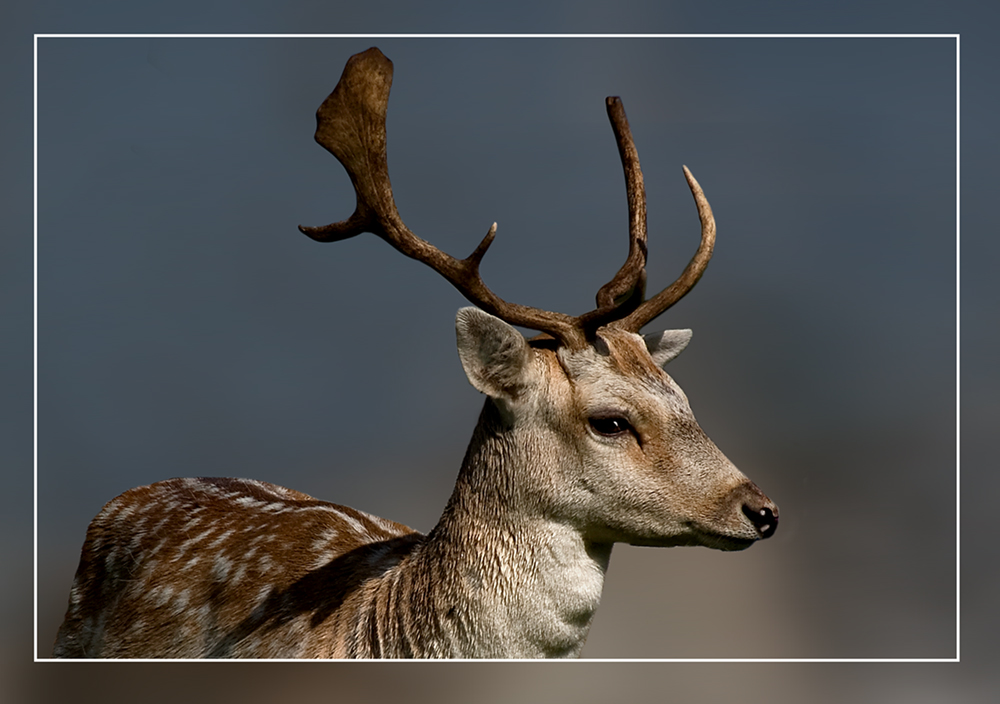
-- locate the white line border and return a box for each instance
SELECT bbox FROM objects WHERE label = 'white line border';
[953,33,961,664]
[33,32,961,663]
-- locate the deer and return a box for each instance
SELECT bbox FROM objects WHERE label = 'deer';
[52,47,778,659]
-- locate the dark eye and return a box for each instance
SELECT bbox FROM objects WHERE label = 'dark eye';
[589,416,634,437]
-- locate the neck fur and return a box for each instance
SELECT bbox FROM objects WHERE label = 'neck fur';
[403,400,612,658]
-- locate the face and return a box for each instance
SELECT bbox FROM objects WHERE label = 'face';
[454,307,778,551]
[529,327,777,550]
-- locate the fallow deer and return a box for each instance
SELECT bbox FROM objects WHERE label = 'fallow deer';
[53,47,778,659]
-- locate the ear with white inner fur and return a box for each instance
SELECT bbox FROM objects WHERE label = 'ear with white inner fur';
[643,329,693,368]
[455,307,532,399]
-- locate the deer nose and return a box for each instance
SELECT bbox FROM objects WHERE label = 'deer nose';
[742,503,779,538]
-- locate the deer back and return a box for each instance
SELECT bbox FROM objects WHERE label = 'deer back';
[53,477,423,657]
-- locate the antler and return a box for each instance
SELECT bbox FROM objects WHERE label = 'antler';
[299,47,716,347]
[299,48,590,348]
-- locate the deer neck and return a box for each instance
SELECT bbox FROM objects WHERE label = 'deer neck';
[405,399,611,658]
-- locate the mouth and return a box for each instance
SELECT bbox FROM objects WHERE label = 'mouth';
[682,523,762,552]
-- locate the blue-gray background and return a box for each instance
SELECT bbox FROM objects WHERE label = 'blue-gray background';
[7,1,997,703]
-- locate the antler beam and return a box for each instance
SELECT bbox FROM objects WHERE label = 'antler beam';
[594,96,647,314]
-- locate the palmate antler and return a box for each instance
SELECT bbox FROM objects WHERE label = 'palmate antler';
[299,47,716,349]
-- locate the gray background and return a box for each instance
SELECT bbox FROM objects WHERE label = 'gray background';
[6,1,996,703]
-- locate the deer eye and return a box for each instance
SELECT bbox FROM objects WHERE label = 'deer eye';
[588,415,634,437]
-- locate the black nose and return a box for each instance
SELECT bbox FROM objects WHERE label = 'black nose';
[742,504,779,538]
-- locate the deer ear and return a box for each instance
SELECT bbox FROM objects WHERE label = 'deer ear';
[643,329,693,368]
[456,307,532,398]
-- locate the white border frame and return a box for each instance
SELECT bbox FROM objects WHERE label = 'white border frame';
[33,32,961,663]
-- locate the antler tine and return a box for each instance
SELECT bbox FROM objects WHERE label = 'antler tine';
[611,165,716,333]
[594,97,648,314]
[299,47,587,348]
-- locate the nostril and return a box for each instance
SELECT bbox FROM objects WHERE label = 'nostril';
[742,504,778,538]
